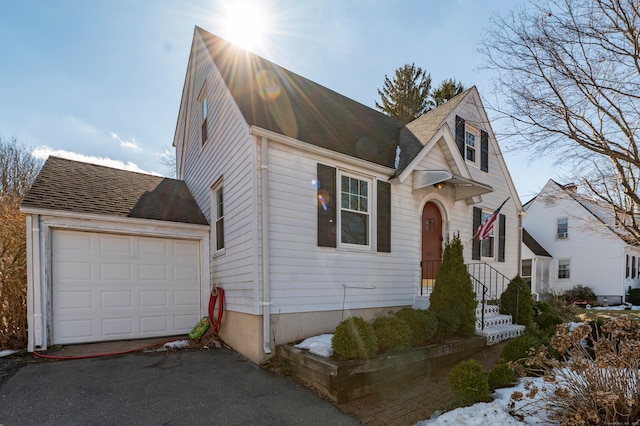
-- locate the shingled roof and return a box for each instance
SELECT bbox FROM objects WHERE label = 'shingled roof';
[22,156,208,225]
[197,27,405,169]
[522,229,552,257]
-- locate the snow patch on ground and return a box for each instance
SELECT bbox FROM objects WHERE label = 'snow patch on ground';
[294,334,334,357]
[0,349,19,358]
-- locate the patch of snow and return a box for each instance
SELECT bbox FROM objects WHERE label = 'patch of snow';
[416,401,525,425]
[294,334,334,358]
[0,349,19,358]
[164,340,190,349]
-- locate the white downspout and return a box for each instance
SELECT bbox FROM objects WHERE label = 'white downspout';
[260,136,272,354]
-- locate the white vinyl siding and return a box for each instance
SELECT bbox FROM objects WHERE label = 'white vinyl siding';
[181,35,256,314]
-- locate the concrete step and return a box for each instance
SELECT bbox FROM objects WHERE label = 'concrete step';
[476,324,525,345]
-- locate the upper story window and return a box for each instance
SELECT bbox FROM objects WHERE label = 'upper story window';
[465,127,477,164]
[557,217,568,239]
[339,173,371,247]
[558,258,571,279]
[198,85,208,145]
[211,182,224,253]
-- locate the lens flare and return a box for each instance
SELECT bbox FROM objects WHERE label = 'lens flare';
[256,69,281,101]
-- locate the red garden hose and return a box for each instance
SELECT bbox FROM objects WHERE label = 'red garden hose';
[33,288,225,361]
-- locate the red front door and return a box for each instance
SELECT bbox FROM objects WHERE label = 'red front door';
[422,202,443,281]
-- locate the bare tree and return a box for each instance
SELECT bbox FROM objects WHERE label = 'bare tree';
[479,0,640,244]
[0,136,42,349]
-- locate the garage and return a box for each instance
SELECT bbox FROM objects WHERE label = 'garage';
[51,230,201,344]
[22,157,210,351]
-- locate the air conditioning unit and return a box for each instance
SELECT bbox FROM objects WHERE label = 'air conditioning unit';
[557,232,568,239]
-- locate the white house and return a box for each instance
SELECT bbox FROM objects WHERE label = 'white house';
[522,179,640,304]
[23,27,523,363]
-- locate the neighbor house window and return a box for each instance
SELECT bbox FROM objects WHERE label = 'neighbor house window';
[558,259,570,279]
[339,173,371,247]
[199,85,208,145]
[480,210,494,258]
[557,217,568,239]
[633,256,637,279]
[521,259,532,288]
[465,127,477,163]
[212,184,224,252]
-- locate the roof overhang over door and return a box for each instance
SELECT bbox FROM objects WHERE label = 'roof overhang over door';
[413,170,493,201]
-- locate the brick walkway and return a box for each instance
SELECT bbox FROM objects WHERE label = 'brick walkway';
[336,341,508,425]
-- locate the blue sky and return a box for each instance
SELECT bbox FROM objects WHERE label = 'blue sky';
[1,0,561,201]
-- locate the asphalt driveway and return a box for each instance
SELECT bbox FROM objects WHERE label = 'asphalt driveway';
[0,348,360,425]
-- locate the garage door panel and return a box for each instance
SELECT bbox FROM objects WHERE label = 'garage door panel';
[101,263,132,280]
[102,318,133,336]
[139,264,167,281]
[52,230,200,345]
[101,291,132,308]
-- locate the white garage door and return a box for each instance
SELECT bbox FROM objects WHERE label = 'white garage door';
[52,230,201,345]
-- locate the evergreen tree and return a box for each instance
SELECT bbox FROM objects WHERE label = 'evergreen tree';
[375,63,432,123]
[499,275,535,327]
[431,79,465,107]
[428,234,477,337]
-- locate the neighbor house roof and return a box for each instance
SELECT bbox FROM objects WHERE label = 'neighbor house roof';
[522,228,552,257]
[197,27,405,169]
[22,156,208,225]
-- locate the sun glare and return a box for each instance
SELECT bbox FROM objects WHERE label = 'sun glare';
[221,1,269,50]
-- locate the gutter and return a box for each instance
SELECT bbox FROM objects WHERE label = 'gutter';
[260,136,272,355]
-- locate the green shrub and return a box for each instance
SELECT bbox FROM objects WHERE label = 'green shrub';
[432,307,461,339]
[501,335,540,364]
[448,359,489,406]
[499,276,535,326]
[429,234,477,337]
[331,317,378,360]
[563,285,596,303]
[629,288,640,305]
[535,312,563,332]
[488,363,516,390]
[394,308,438,346]
[372,315,411,353]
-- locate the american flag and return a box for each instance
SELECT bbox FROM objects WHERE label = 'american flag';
[476,198,510,241]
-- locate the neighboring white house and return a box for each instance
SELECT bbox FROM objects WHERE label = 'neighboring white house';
[522,179,640,304]
[23,27,524,363]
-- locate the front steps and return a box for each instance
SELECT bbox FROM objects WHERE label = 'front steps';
[411,297,525,345]
[475,303,525,345]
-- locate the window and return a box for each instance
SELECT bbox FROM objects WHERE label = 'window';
[340,173,370,246]
[521,259,532,288]
[557,217,568,239]
[558,259,570,279]
[465,128,477,163]
[480,210,494,258]
[199,85,208,145]
[212,185,224,252]
[633,256,637,279]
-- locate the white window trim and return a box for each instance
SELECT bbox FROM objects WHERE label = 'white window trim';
[556,217,569,239]
[337,169,374,251]
[464,124,479,167]
[480,209,495,260]
[198,82,208,147]
[211,179,225,257]
[557,258,571,280]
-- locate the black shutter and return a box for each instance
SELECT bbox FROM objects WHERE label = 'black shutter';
[480,130,489,172]
[317,164,336,247]
[377,180,391,253]
[498,214,506,262]
[455,115,465,157]
[472,207,481,260]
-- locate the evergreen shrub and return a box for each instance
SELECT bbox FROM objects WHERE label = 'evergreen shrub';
[331,316,378,360]
[432,307,461,339]
[488,362,516,391]
[501,335,540,364]
[499,276,535,326]
[394,308,438,346]
[429,234,477,337]
[448,359,489,405]
[372,315,411,353]
[629,288,640,305]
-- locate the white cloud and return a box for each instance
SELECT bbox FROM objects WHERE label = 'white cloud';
[110,132,142,151]
[31,145,161,176]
